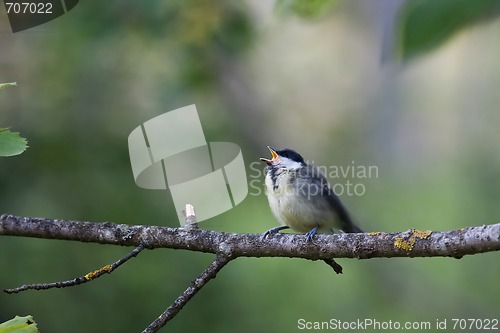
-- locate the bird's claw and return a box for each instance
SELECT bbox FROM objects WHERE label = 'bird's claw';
[261,226,289,240]
[305,226,319,242]
[261,230,272,240]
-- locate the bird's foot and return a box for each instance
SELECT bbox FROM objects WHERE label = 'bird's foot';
[305,226,319,242]
[261,226,289,240]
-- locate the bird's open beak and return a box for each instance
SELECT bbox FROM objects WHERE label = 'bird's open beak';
[260,146,279,165]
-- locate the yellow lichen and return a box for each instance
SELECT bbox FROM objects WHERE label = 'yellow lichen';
[394,237,414,251]
[394,229,432,252]
[413,229,432,239]
[84,265,113,281]
[368,231,381,236]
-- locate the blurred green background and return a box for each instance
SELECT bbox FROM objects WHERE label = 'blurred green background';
[1,0,499,332]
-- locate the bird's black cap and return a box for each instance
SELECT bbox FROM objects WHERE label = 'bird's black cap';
[275,148,306,164]
[260,146,306,166]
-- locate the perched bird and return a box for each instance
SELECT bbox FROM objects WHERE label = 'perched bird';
[260,146,363,241]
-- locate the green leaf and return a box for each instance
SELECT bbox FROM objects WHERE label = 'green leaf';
[0,82,17,90]
[398,0,500,61]
[275,0,339,19]
[0,316,39,333]
[0,128,28,157]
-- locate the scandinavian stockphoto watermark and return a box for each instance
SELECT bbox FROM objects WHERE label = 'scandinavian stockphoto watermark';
[128,105,248,226]
[127,105,376,225]
[248,160,379,197]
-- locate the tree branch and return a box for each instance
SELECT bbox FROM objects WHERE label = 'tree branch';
[2,213,499,332]
[1,214,499,259]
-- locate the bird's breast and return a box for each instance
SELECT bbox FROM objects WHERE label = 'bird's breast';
[264,170,337,233]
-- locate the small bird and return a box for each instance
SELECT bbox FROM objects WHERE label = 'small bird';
[260,146,363,241]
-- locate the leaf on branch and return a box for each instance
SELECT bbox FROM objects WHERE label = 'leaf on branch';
[0,128,28,157]
[0,315,39,333]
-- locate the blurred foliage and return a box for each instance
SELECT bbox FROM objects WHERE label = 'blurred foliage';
[398,0,500,61]
[275,0,500,61]
[0,2,257,332]
[274,0,340,18]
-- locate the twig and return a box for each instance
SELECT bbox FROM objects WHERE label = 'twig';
[323,258,343,274]
[181,203,198,228]
[4,243,145,294]
[142,254,232,333]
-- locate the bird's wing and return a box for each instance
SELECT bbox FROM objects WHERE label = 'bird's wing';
[297,165,363,233]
